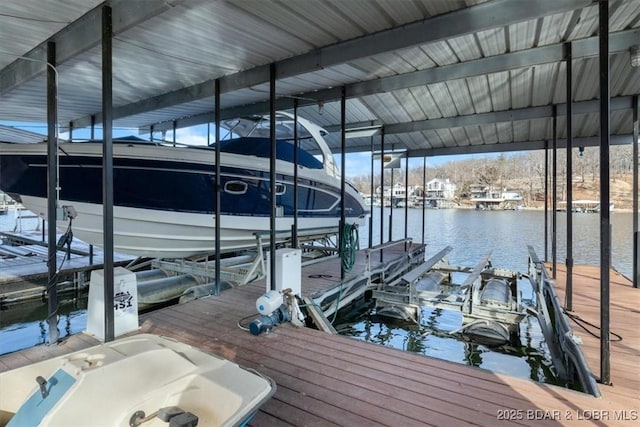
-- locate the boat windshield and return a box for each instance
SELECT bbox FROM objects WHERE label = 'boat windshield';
[222,115,327,166]
[218,137,323,169]
[222,116,323,140]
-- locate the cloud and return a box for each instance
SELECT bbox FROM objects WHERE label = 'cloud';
[175,125,211,146]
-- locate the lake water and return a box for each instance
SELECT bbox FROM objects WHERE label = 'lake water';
[0,209,87,355]
[362,207,634,279]
[1,207,636,387]
[344,207,634,390]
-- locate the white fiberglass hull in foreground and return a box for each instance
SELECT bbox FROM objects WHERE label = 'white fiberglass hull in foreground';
[22,196,365,258]
[0,334,275,427]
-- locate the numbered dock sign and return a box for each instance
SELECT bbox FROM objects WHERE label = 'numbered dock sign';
[86,267,139,340]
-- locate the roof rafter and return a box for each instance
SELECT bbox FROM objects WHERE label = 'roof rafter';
[383,96,634,134]
[144,28,638,133]
[67,0,591,130]
[339,134,633,157]
[408,134,633,157]
[0,0,177,96]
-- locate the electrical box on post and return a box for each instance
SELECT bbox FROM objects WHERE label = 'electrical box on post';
[266,248,302,295]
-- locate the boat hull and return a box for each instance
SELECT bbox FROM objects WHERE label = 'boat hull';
[0,334,275,427]
[19,195,362,258]
[0,141,368,258]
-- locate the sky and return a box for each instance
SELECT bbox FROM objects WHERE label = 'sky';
[3,120,491,178]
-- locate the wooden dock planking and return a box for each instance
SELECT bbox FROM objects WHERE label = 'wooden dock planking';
[548,264,640,404]
[1,254,638,426]
[140,305,497,427]
[135,294,600,426]
[0,230,133,289]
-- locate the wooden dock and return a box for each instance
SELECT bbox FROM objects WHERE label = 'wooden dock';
[1,256,638,425]
[548,264,639,406]
[0,230,133,303]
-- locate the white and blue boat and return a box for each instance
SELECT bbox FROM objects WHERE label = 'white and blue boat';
[0,334,276,427]
[0,113,368,258]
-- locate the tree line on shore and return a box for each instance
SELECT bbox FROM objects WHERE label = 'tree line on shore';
[349,145,635,208]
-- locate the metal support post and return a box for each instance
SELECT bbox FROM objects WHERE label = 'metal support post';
[544,143,549,262]
[101,5,115,342]
[46,41,59,345]
[404,156,409,244]
[422,156,426,245]
[633,95,638,289]
[214,79,221,295]
[292,99,299,248]
[566,42,574,311]
[369,134,374,249]
[552,106,558,279]
[340,87,347,281]
[379,132,384,262]
[269,63,277,291]
[388,162,394,243]
[598,0,611,385]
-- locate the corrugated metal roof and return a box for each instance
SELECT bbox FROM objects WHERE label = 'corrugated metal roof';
[0,0,638,157]
[0,124,47,143]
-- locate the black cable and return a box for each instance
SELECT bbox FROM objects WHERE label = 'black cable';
[563,310,623,342]
[56,218,74,270]
[237,312,261,332]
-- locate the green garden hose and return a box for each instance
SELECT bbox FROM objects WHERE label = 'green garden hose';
[341,222,359,272]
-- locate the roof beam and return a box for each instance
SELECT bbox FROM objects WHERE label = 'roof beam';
[145,27,638,133]
[382,96,634,134]
[163,95,632,137]
[408,135,634,157]
[70,0,590,130]
[0,0,177,97]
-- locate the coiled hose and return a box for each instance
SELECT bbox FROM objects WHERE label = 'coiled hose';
[341,222,359,272]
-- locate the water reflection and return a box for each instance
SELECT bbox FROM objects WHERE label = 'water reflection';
[0,296,87,356]
[335,299,573,389]
[334,239,587,390]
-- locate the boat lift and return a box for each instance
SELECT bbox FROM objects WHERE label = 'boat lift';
[151,226,345,289]
[373,247,527,344]
[370,245,600,396]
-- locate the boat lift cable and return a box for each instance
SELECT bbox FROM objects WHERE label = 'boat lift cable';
[56,218,74,271]
[563,310,623,342]
[47,219,73,334]
[341,222,359,272]
[330,281,345,325]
